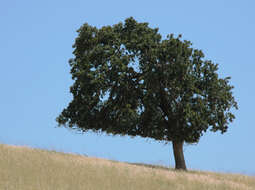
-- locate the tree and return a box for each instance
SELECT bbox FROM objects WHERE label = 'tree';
[57,17,238,170]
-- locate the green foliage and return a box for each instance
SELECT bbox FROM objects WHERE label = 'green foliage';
[57,17,238,143]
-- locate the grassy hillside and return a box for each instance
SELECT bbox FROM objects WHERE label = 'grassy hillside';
[0,144,254,190]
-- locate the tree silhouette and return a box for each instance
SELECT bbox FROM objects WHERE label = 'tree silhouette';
[57,17,238,170]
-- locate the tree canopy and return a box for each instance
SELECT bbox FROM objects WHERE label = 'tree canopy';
[57,17,238,170]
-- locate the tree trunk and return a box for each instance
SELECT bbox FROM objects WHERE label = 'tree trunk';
[172,141,187,170]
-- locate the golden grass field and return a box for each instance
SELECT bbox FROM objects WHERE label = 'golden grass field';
[0,144,254,190]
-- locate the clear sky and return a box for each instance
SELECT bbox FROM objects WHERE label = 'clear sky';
[1,0,254,175]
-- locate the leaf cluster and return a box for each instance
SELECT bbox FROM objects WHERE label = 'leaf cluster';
[57,17,238,143]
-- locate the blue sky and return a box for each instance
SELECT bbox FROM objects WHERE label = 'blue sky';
[1,0,254,175]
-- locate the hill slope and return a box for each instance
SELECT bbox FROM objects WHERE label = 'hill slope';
[0,144,254,190]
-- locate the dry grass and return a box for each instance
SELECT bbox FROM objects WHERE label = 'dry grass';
[0,144,254,190]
